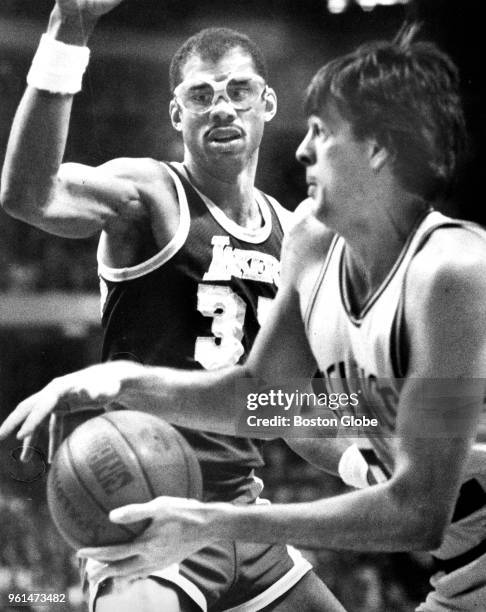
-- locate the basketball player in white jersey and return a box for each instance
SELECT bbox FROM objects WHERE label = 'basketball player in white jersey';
[0,1,349,611]
[3,23,486,612]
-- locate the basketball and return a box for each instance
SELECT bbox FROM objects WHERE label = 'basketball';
[46,410,202,549]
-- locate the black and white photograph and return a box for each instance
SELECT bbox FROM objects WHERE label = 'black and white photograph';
[0,1,485,611]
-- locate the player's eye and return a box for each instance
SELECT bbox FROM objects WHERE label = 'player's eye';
[187,86,213,106]
[310,122,328,140]
[227,80,253,102]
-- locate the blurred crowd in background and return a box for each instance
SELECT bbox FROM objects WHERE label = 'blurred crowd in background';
[0,1,483,610]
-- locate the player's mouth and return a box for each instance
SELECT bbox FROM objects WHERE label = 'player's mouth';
[207,127,243,144]
[306,179,317,198]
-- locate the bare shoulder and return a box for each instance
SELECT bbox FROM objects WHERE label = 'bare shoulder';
[96,157,175,190]
[92,158,182,260]
[57,157,178,212]
[406,225,486,375]
[408,225,486,298]
[100,157,180,226]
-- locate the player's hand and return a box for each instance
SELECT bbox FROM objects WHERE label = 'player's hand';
[55,0,125,19]
[416,553,486,611]
[0,361,141,461]
[48,0,125,44]
[77,497,221,582]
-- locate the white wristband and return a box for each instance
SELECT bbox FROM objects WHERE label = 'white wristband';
[338,444,370,489]
[27,34,90,95]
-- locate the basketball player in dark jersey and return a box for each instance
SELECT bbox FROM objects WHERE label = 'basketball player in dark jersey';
[6,24,485,611]
[0,1,347,611]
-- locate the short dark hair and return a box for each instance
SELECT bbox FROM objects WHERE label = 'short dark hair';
[169,27,268,92]
[304,24,467,200]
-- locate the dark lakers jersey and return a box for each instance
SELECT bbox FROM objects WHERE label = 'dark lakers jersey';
[97,162,289,499]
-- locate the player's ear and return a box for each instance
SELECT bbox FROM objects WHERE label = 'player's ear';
[170,99,183,132]
[369,140,389,172]
[263,87,277,122]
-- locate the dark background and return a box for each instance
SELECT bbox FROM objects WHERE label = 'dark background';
[0,1,483,610]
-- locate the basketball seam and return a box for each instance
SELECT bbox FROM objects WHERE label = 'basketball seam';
[99,413,157,500]
[66,430,141,540]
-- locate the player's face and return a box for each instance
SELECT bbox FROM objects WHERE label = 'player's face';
[170,48,276,170]
[296,108,375,228]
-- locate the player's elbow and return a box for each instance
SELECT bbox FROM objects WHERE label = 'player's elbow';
[0,181,21,217]
[387,479,449,550]
[0,175,51,223]
[405,514,446,551]
[1,185,32,221]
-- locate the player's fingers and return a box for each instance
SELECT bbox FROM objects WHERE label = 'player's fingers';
[432,554,486,596]
[77,545,137,562]
[17,392,62,439]
[109,495,194,524]
[109,503,157,524]
[88,557,155,584]
[448,587,486,608]
[0,396,38,439]
[111,561,168,583]
[425,584,486,609]
[88,556,153,582]
[20,433,39,463]
[48,413,64,463]
[85,562,110,584]
[416,590,454,611]
[429,572,446,588]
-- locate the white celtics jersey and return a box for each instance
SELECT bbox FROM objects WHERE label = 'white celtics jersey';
[305,209,486,563]
[306,210,452,467]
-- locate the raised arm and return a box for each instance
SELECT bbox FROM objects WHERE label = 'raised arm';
[0,0,144,238]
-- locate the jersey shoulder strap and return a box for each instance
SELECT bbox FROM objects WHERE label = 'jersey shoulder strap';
[262,192,293,233]
[98,161,190,282]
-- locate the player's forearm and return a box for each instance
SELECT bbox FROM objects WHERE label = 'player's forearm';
[208,481,445,552]
[0,88,74,223]
[118,363,257,437]
[0,7,95,224]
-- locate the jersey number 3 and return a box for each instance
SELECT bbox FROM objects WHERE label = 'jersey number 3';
[195,284,272,370]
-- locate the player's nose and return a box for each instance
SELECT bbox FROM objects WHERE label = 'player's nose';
[210,96,237,120]
[296,133,314,166]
